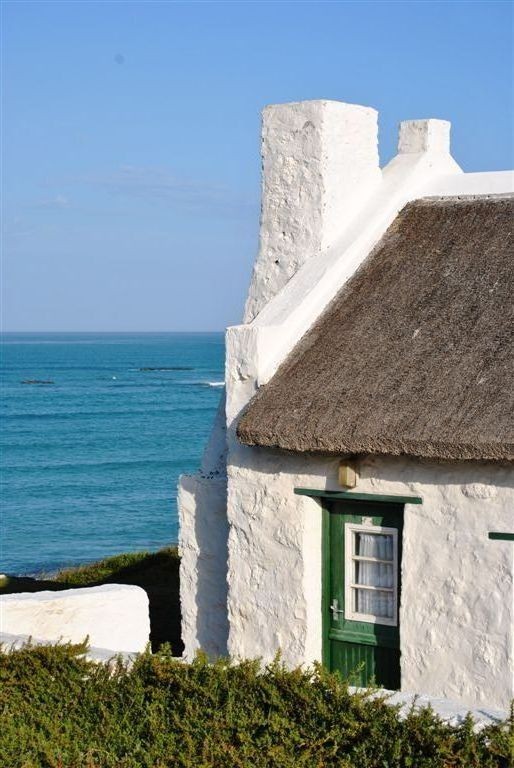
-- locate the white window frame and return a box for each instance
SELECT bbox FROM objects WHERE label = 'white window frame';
[344,522,398,627]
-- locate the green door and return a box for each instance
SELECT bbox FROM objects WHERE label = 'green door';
[323,500,403,689]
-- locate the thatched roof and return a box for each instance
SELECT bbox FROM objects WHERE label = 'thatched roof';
[237,195,514,461]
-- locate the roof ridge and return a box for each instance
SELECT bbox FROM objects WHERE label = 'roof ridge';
[412,192,514,205]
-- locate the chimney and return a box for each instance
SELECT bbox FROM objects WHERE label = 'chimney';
[243,99,381,323]
[398,119,451,155]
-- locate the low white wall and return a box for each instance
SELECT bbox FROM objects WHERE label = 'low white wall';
[353,687,507,730]
[0,584,150,653]
[0,631,139,664]
[226,451,514,710]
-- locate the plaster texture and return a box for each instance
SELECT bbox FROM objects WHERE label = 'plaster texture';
[243,100,381,323]
[426,169,514,197]
[398,119,450,154]
[178,98,514,710]
[0,584,150,653]
[178,474,229,658]
[226,452,514,710]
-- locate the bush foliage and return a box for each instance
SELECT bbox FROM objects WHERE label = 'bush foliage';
[0,642,512,768]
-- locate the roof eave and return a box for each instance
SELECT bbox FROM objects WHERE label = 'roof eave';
[236,427,514,463]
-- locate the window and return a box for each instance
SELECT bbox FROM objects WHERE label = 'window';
[344,523,398,626]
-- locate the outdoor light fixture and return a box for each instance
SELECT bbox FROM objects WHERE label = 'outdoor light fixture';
[338,460,358,489]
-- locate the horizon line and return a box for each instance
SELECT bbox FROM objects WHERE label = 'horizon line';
[0,329,226,334]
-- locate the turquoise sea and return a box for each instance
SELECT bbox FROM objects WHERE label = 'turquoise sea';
[1,333,224,575]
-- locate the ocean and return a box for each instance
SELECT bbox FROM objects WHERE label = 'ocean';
[1,332,224,575]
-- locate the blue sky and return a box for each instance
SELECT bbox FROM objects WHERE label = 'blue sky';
[3,1,513,331]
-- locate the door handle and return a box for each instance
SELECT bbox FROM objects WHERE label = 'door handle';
[331,599,344,620]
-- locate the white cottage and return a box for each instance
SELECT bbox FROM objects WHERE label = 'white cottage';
[178,99,514,710]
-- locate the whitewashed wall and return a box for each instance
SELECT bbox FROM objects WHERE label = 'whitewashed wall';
[179,474,229,658]
[0,584,150,654]
[226,451,514,710]
[243,100,381,323]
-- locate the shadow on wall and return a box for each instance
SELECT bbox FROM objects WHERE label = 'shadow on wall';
[0,547,183,655]
[188,474,230,657]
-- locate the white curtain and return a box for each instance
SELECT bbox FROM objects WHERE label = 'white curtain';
[354,533,394,619]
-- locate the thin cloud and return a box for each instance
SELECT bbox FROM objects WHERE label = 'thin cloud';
[32,194,70,210]
[92,165,226,202]
[49,166,256,218]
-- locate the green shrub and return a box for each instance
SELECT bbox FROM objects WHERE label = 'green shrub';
[0,643,511,768]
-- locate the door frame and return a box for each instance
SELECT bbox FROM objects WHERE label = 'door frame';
[294,489,422,672]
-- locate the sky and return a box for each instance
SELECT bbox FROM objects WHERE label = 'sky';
[2,1,513,332]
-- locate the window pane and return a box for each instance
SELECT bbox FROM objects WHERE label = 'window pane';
[353,588,394,618]
[354,560,393,588]
[354,532,393,561]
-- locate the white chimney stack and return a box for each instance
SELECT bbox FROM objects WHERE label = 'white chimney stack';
[244,99,381,322]
[398,119,451,155]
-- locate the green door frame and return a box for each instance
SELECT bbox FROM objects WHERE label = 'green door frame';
[294,488,422,675]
